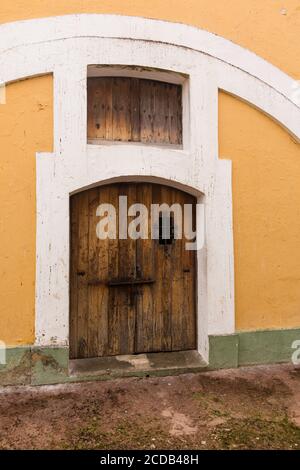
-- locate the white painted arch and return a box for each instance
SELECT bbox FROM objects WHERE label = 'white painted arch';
[0,14,299,363]
[0,15,299,141]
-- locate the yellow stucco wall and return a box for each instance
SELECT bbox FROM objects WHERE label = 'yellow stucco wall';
[0,1,299,344]
[219,92,300,331]
[0,77,53,345]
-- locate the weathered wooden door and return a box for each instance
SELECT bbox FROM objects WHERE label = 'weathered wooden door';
[70,183,196,359]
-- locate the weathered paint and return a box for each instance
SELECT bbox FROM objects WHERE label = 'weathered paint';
[0,346,68,386]
[2,78,298,350]
[31,347,69,385]
[0,347,31,386]
[1,328,300,386]
[21,17,239,359]
[209,328,300,369]
[0,4,299,371]
[0,14,298,357]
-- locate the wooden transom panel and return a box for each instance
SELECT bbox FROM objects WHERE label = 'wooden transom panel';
[87,77,183,145]
[70,182,196,359]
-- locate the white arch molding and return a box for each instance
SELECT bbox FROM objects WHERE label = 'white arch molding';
[0,14,299,363]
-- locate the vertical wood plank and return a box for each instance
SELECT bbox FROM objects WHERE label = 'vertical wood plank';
[112,78,131,141]
[135,183,155,352]
[76,191,90,358]
[107,184,120,355]
[171,190,186,350]
[87,188,99,357]
[130,78,140,142]
[182,192,197,349]
[169,187,183,351]
[140,79,154,143]
[69,195,79,359]
[106,183,138,356]
[96,185,110,356]
[153,82,169,144]
[168,83,183,145]
[171,190,196,350]
[87,78,107,140]
[160,185,174,351]
[149,184,173,351]
[117,183,136,354]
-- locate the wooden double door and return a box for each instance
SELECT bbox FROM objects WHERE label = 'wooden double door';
[70,182,196,359]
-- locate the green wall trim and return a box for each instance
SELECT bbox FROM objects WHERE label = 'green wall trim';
[31,347,69,385]
[1,327,300,386]
[209,327,300,369]
[209,334,239,369]
[238,327,300,366]
[0,346,69,386]
[0,346,31,386]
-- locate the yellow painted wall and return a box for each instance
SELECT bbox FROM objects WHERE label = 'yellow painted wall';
[219,92,300,331]
[0,76,53,345]
[0,1,299,344]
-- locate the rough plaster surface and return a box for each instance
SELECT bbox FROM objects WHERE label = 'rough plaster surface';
[0,13,299,352]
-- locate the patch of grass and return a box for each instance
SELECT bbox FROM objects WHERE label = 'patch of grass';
[61,411,300,450]
[193,391,229,418]
[63,417,172,450]
[212,416,300,450]
[193,390,223,403]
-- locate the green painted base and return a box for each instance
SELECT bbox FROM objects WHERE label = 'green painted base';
[0,346,69,386]
[0,327,299,385]
[209,327,300,369]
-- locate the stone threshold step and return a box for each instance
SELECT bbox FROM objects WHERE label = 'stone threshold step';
[69,350,207,379]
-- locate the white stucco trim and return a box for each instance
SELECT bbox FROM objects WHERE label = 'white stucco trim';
[0,14,298,104]
[0,14,299,362]
[0,15,300,141]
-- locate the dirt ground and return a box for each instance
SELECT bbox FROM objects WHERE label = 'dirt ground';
[0,364,300,450]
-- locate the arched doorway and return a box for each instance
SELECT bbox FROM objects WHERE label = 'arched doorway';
[70,182,197,359]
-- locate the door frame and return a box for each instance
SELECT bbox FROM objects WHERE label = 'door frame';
[37,156,233,365]
[32,19,238,364]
